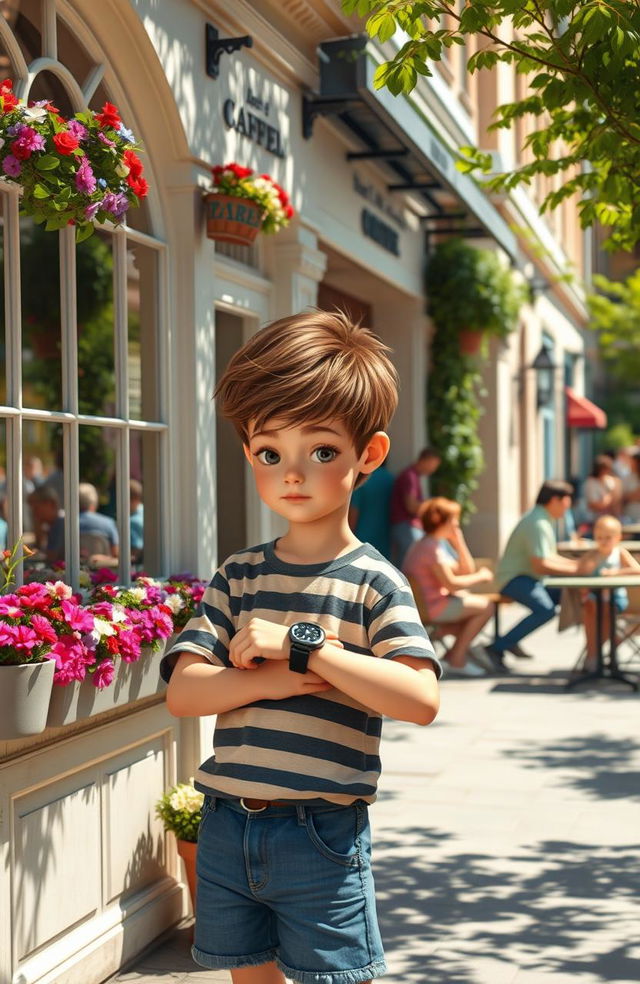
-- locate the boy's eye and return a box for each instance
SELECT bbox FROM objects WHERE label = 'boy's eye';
[256,448,280,465]
[312,446,339,463]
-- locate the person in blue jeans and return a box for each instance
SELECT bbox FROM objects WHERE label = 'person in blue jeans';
[486,480,579,672]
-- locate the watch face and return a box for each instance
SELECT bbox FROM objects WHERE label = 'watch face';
[291,622,324,646]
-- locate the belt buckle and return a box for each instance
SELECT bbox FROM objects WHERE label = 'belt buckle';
[240,797,267,813]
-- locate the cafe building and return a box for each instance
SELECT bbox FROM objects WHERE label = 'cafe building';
[0,2,596,983]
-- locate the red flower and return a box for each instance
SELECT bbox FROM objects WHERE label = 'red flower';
[52,131,80,155]
[127,175,149,198]
[227,163,253,179]
[1,78,18,113]
[95,101,121,129]
[106,636,120,655]
[123,149,144,178]
[10,139,31,160]
[285,204,295,219]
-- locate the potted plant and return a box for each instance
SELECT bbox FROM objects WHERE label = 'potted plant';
[204,162,294,245]
[425,238,524,355]
[0,541,58,739]
[156,778,204,910]
[0,78,148,242]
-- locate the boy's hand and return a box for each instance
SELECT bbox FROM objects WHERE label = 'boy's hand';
[258,660,333,699]
[229,618,341,670]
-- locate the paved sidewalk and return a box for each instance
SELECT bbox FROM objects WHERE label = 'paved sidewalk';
[114,613,640,984]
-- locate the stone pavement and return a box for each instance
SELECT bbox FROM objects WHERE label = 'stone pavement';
[113,611,640,984]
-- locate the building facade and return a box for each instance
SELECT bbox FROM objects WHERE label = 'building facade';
[0,3,596,983]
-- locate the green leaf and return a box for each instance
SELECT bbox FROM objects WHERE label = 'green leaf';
[32,184,51,199]
[75,222,95,243]
[35,155,60,171]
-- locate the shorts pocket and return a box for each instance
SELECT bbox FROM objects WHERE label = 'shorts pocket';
[198,794,215,836]
[304,804,364,867]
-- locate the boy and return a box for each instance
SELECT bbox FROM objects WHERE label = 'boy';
[162,310,441,984]
[577,514,640,670]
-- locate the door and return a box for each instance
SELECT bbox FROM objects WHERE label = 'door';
[215,311,247,561]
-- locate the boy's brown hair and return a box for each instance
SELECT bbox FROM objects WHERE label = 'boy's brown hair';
[418,497,461,535]
[215,310,399,452]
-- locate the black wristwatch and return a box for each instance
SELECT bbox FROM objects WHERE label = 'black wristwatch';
[288,622,326,674]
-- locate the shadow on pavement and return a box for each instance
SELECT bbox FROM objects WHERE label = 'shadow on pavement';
[374,828,640,983]
[503,732,640,801]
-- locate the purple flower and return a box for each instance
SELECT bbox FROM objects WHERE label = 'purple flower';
[85,201,100,221]
[6,123,21,136]
[98,132,115,148]
[2,155,21,177]
[67,119,88,142]
[100,191,129,219]
[75,156,96,194]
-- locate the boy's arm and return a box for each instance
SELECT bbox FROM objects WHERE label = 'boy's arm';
[228,620,439,726]
[166,652,332,717]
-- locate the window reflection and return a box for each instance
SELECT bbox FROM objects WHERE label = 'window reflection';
[128,241,158,419]
[0,418,7,551]
[77,231,116,417]
[22,421,64,574]
[131,429,161,575]
[78,424,118,571]
[21,222,62,411]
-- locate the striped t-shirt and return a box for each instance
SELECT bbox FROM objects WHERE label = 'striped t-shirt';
[160,540,439,805]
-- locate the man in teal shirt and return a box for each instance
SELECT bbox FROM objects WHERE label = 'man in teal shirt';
[348,461,394,559]
[487,480,579,671]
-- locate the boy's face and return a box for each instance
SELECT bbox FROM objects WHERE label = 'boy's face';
[244,417,386,526]
[594,522,621,554]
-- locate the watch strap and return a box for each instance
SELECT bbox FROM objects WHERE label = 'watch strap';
[289,643,311,674]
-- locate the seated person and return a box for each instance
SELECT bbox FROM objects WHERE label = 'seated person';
[403,497,495,676]
[27,485,64,558]
[583,455,622,527]
[129,479,144,563]
[78,482,119,560]
[577,515,640,671]
[487,480,578,671]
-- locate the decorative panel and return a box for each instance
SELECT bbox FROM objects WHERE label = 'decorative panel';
[104,739,167,904]
[13,780,100,959]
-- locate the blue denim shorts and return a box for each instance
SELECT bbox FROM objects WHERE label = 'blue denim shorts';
[192,796,386,984]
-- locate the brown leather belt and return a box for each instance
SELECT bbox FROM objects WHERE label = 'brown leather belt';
[239,797,292,812]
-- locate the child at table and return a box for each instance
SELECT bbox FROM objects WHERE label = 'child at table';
[577,515,640,669]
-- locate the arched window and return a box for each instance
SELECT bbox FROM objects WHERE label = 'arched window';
[0,1,167,587]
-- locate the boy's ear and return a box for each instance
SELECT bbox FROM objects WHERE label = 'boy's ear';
[359,432,390,474]
[243,444,253,466]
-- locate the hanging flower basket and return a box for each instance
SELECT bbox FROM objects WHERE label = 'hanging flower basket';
[204,163,294,245]
[458,329,484,355]
[204,192,265,246]
[0,79,148,242]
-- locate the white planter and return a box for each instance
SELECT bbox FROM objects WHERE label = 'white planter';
[0,660,56,739]
[47,642,168,728]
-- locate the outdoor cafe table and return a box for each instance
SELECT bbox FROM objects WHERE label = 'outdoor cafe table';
[542,574,640,691]
[557,539,640,557]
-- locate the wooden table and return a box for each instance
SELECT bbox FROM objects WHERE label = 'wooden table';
[622,522,640,537]
[543,574,639,690]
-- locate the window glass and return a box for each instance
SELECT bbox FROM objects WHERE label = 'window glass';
[9,1,42,64]
[77,230,116,417]
[130,429,161,575]
[127,241,159,420]
[21,221,62,411]
[28,68,74,116]
[0,418,7,552]
[56,16,94,83]
[78,423,119,571]
[22,420,64,576]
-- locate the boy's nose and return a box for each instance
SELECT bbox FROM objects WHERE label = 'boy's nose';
[284,466,304,484]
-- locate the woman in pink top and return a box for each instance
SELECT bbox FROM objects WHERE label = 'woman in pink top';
[403,497,495,675]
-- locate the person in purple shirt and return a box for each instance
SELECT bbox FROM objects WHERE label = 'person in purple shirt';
[389,447,441,569]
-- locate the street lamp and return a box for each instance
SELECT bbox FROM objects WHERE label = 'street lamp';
[530,344,557,409]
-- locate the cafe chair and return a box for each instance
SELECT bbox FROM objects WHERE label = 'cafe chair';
[406,575,456,658]
[469,556,515,640]
[612,584,640,671]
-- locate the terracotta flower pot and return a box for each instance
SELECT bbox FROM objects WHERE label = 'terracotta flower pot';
[0,660,55,740]
[458,329,484,355]
[204,192,264,246]
[176,837,198,912]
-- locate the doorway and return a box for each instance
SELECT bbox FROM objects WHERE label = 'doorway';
[215,310,247,561]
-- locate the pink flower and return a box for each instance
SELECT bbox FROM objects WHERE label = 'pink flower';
[92,658,115,689]
[50,636,94,684]
[118,628,143,663]
[31,614,58,644]
[75,156,96,193]
[10,625,39,651]
[61,598,95,632]
[0,596,22,618]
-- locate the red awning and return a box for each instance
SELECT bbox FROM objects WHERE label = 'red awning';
[565,386,607,429]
